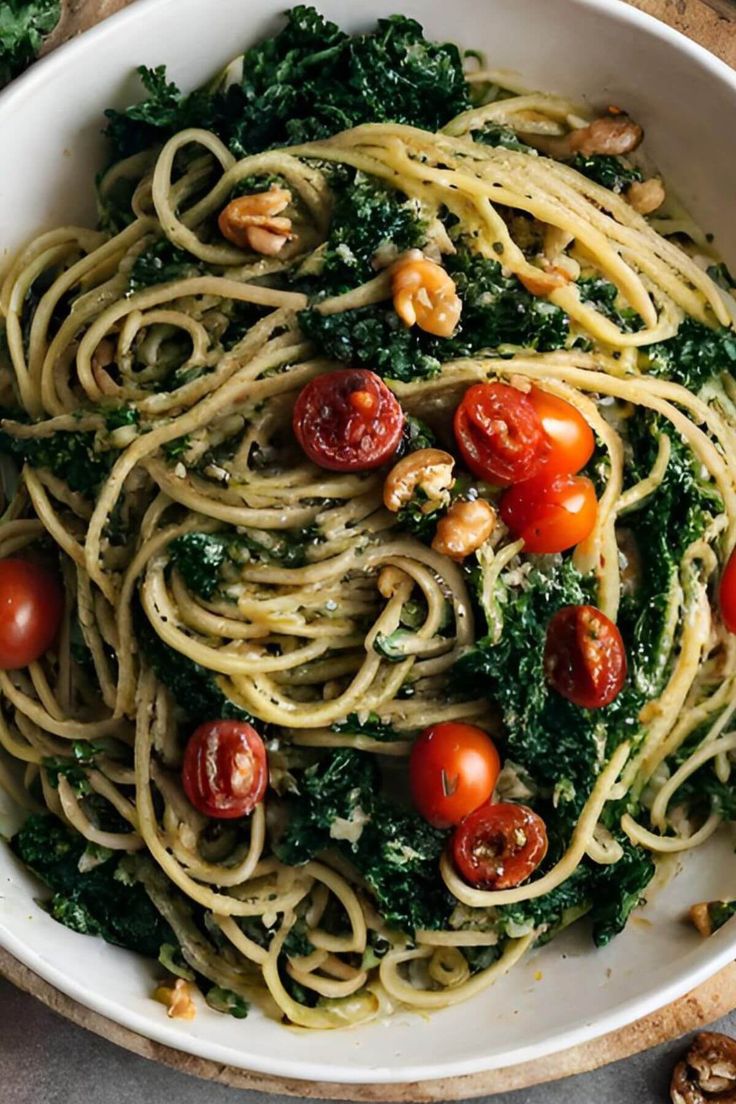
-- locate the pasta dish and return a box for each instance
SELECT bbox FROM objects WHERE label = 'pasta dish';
[1,6,736,1028]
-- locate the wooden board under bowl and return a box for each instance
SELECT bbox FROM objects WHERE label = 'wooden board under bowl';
[3,0,735,1097]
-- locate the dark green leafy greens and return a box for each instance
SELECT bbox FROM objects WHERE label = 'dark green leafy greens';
[168,529,315,601]
[0,416,117,497]
[646,318,736,391]
[11,814,173,955]
[569,154,642,194]
[275,748,453,932]
[104,7,470,162]
[300,248,569,382]
[0,0,60,88]
[127,239,203,292]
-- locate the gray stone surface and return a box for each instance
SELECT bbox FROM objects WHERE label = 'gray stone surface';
[1,976,733,1104]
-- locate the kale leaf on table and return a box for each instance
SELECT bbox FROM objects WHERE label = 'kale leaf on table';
[11,814,174,956]
[300,248,570,382]
[104,7,470,163]
[0,0,60,89]
[275,748,453,933]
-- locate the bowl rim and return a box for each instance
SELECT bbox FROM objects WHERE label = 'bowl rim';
[2,0,736,1084]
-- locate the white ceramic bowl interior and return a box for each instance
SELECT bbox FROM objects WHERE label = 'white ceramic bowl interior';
[1,0,736,1085]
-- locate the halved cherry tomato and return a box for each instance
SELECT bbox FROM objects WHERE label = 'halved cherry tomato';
[500,471,597,553]
[719,549,736,634]
[453,382,547,485]
[293,368,404,472]
[528,388,594,476]
[544,604,627,709]
[0,559,63,670]
[182,721,268,819]
[452,803,548,890]
[409,722,501,829]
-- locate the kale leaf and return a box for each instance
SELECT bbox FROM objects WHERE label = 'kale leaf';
[472,123,536,154]
[12,814,174,956]
[570,153,642,194]
[0,0,60,89]
[136,608,253,724]
[578,275,643,333]
[0,417,116,497]
[645,318,736,391]
[275,748,453,933]
[127,239,203,293]
[331,713,405,742]
[300,248,569,382]
[168,529,313,601]
[104,8,469,163]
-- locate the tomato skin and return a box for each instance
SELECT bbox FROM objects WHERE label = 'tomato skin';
[293,369,404,472]
[720,550,736,634]
[453,382,547,485]
[0,559,63,670]
[544,604,627,709]
[409,722,501,829]
[500,471,597,553]
[452,803,548,890]
[182,721,268,819]
[528,389,594,476]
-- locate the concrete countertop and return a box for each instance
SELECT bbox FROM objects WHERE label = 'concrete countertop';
[2,977,735,1104]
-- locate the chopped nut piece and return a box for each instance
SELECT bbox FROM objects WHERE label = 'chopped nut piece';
[627,178,666,214]
[383,448,455,514]
[153,978,197,1020]
[432,499,496,561]
[392,252,461,337]
[218,186,294,255]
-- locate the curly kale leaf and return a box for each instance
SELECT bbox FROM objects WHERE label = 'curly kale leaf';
[578,276,643,333]
[168,529,314,601]
[12,814,174,956]
[645,318,736,391]
[104,8,469,162]
[0,416,116,497]
[570,153,643,194]
[136,608,252,724]
[300,248,569,382]
[317,174,425,295]
[331,713,405,742]
[472,123,536,154]
[0,0,60,88]
[588,839,655,946]
[127,239,203,293]
[275,748,452,933]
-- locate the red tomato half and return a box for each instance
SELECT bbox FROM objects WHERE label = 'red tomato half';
[0,559,63,670]
[409,722,501,829]
[720,549,736,634]
[182,721,268,819]
[453,382,547,485]
[452,803,548,890]
[544,604,627,709]
[500,471,598,553]
[528,388,594,476]
[293,369,404,472]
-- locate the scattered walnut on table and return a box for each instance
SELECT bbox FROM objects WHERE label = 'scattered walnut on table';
[671,1032,736,1103]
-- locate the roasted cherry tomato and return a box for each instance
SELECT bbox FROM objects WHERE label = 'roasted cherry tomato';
[528,388,594,476]
[409,722,501,829]
[0,559,63,670]
[453,382,547,485]
[182,721,268,819]
[500,471,597,553]
[293,368,404,472]
[719,549,736,634]
[452,803,548,890]
[544,604,627,709]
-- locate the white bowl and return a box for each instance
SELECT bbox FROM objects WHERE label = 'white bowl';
[2,0,736,1087]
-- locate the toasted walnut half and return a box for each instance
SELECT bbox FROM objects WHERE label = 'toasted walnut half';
[671,1033,736,1104]
[432,498,496,562]
[218,186,294,255]
[383,448,455,514]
